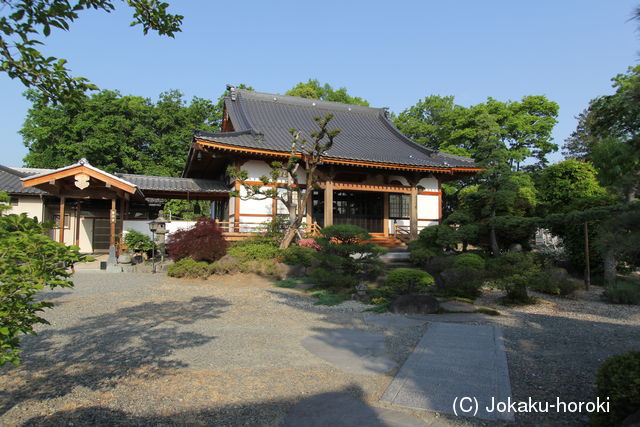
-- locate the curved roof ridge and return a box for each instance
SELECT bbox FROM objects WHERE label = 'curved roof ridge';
[377,110,438,157]
[233,88,381,115]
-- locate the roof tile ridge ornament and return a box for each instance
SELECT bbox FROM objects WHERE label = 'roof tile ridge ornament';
[226,84,237,101]
[78,157,89,166]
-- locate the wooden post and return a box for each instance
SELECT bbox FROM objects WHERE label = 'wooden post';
[58,196,65,243]
[584,221,591,290]
[110,198,116,248]
[383,193,389,236]
[324,180,333,227]
[306,191,313,232]
[410,186,418,239]
[234,179,241,232]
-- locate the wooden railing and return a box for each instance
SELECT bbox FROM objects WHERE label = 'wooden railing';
[306,221,322,236]
[393,224,411,243]
[213,220,322,237]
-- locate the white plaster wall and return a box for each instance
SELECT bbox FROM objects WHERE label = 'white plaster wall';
[418,220,439,227]
[5,196,44,220]
[418,176,439,192]
[123,220,198,239]
[239,185,272,216]
[387,175,409,186]
[242,160,306,183]
[417,194,439,221]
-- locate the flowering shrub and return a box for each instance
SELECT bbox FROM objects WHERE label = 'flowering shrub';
[166,219,228,262]
[298,238,321,251]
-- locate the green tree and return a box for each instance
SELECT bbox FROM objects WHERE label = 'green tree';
[228,114,340,249]
[286,79,369,106]
[0,193,86,366]
[0,0,182,103]
[21,89,218,175]
[566,65,640,202]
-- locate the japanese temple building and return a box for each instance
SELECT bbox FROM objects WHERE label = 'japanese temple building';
[0,86,479,256]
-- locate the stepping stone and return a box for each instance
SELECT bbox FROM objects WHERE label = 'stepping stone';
[381,322,514,421]
[364,314,428,328]
[301,329,397,375]
[283,391,433,427]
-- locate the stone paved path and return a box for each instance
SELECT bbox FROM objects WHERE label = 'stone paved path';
[381,322,514,421]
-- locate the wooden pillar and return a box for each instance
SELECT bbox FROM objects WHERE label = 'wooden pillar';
[324,179,333,227]
[383,193,389,236]
[58,196,65,243]
[410,185,418,239]
[74,203,81,247]
[110,198,116,248]
[234,179,241,232]
[272,184,278,220]
[306,191,313,231]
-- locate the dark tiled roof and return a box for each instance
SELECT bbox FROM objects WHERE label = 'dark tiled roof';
[194,89,475,169]
[0,165,47,195]
[116,173,228,193]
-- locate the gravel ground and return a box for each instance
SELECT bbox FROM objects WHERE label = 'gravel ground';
[1,272,637,426]
[475,286,640,426]
[0,272,474,426]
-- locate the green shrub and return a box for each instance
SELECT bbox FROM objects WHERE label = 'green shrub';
[320,224,371,243]
[239,259,281,277]
[124,229,155,252]
[436,267,484,300]
[386,269,434,294]
[425,255,455,276]
[592,351,640,427]
[311,290,347,306]
[530,274,581,297]
[227,241,281,261]
[409,247,436,267]
[486,252,546,305]
[167,258,212,279]
[280,246,315,267]
[453,253,485,270]
[603,280,640,305]
[310,224,385,289]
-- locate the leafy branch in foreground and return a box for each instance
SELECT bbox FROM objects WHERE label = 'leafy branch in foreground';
[0,193,86,366]
[0,0,183,103]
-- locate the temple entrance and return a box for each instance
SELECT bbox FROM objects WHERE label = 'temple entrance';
[312,190,384,233]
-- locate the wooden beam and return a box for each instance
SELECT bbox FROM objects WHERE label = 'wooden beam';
[58,197,65,244]
[23,165,137,194]
[195,138,480,174]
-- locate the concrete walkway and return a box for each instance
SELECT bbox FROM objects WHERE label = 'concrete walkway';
[381,322,514,422]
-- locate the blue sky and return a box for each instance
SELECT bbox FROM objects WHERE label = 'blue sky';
[1,0,638,167]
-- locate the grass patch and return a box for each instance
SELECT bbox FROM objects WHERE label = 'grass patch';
[439,296,476,304]
[274,277,311,289]
[475,307,500,316]
[363,301,391,313]
[311,290,347,306]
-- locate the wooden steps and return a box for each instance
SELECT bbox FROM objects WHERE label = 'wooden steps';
[364,235,407,249]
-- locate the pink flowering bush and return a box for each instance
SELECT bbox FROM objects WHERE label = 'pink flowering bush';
[298,238,321,251]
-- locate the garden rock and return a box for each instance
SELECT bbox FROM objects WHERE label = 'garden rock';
[278,263,306,279]
[117,253,132,264]
[389,294,439,315]
[508,243,523,252]
[217,254,239,266]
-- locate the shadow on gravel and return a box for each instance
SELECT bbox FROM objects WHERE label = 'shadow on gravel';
[0,296,229,416]
[20,384,414,426]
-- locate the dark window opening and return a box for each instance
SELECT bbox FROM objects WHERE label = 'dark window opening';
[389,193,410,219]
